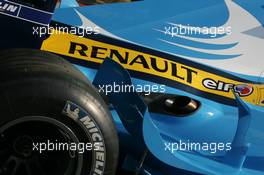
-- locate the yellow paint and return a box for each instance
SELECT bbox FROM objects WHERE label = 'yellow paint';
[41,31,264,107]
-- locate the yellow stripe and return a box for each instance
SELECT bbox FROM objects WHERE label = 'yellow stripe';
[41,31,264,107]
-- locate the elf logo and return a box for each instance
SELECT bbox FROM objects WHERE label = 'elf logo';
[203,78,253,97]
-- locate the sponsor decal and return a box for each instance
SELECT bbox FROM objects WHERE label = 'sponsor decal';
[63,101,105,175]
[203,78,253,97]
[66,41,198,85]
[42,30,264,107]
[0,0,52,25]
[0,0,19,15]
[234,84,253,97]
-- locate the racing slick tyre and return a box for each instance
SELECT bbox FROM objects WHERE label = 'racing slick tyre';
[0,49,119,175]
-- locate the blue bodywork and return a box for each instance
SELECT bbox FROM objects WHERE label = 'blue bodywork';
[0,0,264,174]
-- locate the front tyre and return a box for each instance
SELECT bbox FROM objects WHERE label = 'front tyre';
[0,49,119,175]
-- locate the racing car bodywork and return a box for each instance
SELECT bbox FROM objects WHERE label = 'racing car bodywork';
[0,0,264,174]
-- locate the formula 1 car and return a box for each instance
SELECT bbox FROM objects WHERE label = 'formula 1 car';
[0,0,264,175]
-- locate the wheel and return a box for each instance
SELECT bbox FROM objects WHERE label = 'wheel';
[0,49,119,175]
